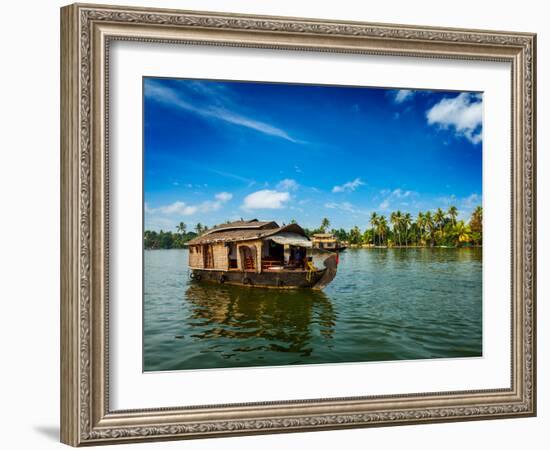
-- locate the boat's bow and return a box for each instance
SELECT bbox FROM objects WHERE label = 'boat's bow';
[313,253,338,289]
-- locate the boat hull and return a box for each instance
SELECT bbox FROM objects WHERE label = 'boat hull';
[189,254,338,290]
[190,268,325,289]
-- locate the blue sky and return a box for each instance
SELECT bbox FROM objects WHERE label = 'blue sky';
[144,77,482,232]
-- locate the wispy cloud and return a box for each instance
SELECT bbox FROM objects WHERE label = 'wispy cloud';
[325,201,359,213]
[143,216,178,231]
[215,192,233,202]
[393,89,415,104]
[436,192,482,218]
[390,188,413,199]
[242,190,290,210]
[204,168,255,186]
[156,201,198,216]
[145,79,301,143]
[378,188,417,210]
[332,178,365,193]
[426,93,483,144]
[146,192,233,217]
[277,178,299,191]
[463,193,481,208]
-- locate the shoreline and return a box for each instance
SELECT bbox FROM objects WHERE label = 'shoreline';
[144,245,483,251]
[347,245,482,249]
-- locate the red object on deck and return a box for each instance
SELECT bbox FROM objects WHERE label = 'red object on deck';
[335,252,339,265]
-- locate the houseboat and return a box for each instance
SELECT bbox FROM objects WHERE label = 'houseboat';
[311,233,347,252]
[187,219,338,289]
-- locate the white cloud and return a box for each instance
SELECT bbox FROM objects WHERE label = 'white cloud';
[144,216,178,231]
[332,178,365,193]
[377,188,417,211]
[215,192,233,202]
[147,192,232,217]
[145,80,300,143]
[426,93,483,144]
[463,193,481,208]
[392,188,412,198]
[325,202,357,213]
[242,190,290,209]
[277,178,299,191]
[394,89,414,104]
[436,192,482,219]
[156,201,198,216]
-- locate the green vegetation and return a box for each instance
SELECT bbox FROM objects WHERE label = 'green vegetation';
[302,206,483,248]
[144,221,198,249]
[144,206,482,250]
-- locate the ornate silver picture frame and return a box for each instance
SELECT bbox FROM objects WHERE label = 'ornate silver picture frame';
[60,3,536,446]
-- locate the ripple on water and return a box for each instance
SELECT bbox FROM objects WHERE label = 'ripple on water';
[144,248,482,371]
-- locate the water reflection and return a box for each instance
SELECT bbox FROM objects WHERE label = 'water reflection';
[183,283,336,358]
[143,248,482,371]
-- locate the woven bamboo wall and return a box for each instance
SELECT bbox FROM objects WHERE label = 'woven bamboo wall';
[212,243,229,270]
[190,241,265,272]
[188,245,203,268]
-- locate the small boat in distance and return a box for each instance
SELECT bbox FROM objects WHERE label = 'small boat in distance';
[187,220,338,289]
[311,233,347,252]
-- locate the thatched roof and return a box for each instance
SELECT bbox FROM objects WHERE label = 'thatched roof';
[202,219,278,236]
[188,221,308,245]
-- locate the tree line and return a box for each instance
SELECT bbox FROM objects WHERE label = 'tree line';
[144,222,200,249]
[144,206,482,249]
[299,205,482,248]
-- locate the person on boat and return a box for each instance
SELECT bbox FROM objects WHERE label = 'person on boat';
[294,247,307,270]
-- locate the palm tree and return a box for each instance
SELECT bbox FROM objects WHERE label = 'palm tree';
[424,211,434,246]
[472,205,483,222]
[195,222,204,235]
[378,216,388,246]
[389,212,396,245]
[321,217,331,232]
[403,213,412,246]
[453,220,471,246]
[470,206,483,245]
[176,222,187,236]
[390,210,403,246]
[447,205,458,226]
[369,212,378,246]
[434,208,445,233]
[349,226,362,245]
[433,208,445,245]
[416,212,425,246]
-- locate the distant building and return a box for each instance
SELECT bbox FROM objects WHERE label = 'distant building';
[311,233,347,252]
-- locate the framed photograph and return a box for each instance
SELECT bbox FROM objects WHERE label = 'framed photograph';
[60,3,536,446]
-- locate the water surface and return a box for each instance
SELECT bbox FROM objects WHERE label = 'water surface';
[144,248,482,371]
